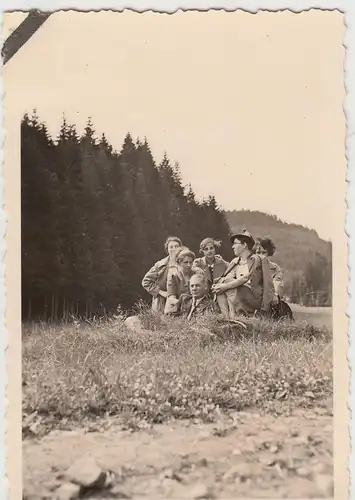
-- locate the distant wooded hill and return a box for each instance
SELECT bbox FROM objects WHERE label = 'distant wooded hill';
[224,210,332,305]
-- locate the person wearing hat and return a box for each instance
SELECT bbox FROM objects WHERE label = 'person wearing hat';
[211,229,275,320]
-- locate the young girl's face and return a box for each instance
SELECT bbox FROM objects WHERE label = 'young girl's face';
[202,243,216,260]
[180,256,193,274]
[256,244,268,257]
[167,240,181,257]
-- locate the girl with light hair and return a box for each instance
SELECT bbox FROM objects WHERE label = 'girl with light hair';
[192,237,229,291]
[165,246,196,314]
[142,236,183,313]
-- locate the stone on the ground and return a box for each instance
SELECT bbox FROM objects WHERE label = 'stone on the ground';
[160,468,183,482]
[297,466,311,477]
[110,485,132,499]
[65,456,105,488]
[54,483,81,500]
[190,483,213,499]
[124,315,144,332]
[196,457,208,467]
[258,452,277,467]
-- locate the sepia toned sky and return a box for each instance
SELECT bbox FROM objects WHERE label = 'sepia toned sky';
[2,10,346,241]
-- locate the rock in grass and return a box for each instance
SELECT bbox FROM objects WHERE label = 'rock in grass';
[54,483,81,500]
[124,315,144,332]
[65,456,105,488]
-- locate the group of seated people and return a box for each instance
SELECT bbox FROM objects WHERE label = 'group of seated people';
[141,229,286,322]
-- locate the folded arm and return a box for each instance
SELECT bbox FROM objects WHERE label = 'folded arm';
[212,260,254,294]
[222,274,250,291]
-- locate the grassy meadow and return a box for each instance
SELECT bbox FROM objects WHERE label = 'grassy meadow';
[22,305,333,436]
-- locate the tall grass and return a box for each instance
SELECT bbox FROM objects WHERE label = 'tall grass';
[22,309,332,435]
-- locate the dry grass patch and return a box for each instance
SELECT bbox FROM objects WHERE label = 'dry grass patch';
[22,310,332,436]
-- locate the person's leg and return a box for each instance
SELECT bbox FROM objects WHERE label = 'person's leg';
[216,293,230,319]
[225,288,238,320]
[217,287,260,321]
[235,286,262,315]
[220,288,252,320]
[152,295,165,313]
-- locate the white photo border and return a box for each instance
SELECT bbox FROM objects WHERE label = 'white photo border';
[0,1,353,498]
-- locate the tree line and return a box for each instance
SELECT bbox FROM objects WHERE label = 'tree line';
[21,112,233,321]
[286,250,332,307]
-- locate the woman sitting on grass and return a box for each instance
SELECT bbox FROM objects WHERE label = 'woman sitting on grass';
[211,230,274,320]
[255,236,284,304]
[255,236,294,320]
[165,247,198,315]
[141,236,182,314]
[192,238,229,291]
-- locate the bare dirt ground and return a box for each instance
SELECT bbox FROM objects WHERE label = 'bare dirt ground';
[23,307,333,499]
[23,406,333,499]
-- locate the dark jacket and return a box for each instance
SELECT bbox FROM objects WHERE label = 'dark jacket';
[177,293,218,319]
[167,270,191,299]
[192,255,228,288]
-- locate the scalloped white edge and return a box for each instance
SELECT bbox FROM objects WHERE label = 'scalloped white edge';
[0,2,353,499]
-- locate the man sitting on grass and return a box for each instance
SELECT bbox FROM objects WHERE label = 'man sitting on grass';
[176,273,218,320]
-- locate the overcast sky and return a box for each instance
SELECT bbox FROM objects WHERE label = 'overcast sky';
[2,10,345,241]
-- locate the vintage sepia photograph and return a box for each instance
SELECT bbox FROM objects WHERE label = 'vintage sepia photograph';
[2,7,348,499]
